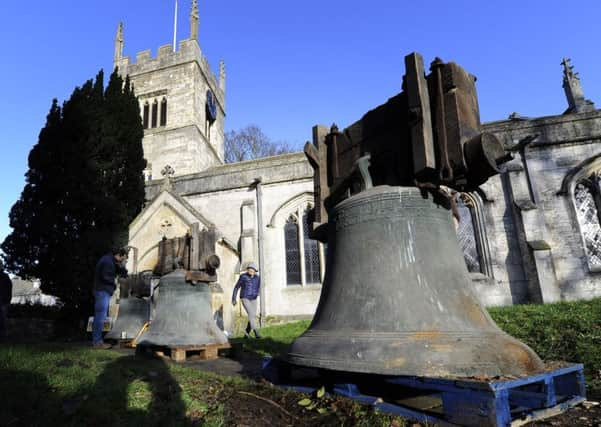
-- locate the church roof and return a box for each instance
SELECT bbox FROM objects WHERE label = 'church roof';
[145,152,312,199]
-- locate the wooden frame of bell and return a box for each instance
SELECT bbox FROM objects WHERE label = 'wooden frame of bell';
[154,225,220,282]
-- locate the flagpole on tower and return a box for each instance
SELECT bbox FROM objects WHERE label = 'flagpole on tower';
[173,0,178,52]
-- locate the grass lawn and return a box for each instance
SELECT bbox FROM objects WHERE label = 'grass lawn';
[233,297,601,398]
[489,298,601,398]
[0,344,408,427]
[1,298,599,426]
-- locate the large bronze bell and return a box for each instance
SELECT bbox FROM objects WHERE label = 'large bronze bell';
[137,268,228,347]
[286,186,544,377]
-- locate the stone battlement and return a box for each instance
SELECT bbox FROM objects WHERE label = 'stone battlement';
[116,39,224,104]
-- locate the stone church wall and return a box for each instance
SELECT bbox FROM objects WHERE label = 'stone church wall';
[139,153,322,324]
[479,111,601,305]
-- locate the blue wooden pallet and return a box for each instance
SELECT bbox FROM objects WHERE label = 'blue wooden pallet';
[262,358,586,426]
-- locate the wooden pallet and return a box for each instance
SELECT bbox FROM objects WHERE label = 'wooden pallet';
[116,339,135,348]
[139,343,231,362]
[262,358,586,427]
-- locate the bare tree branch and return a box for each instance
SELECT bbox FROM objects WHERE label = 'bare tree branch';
[224,125,295,163]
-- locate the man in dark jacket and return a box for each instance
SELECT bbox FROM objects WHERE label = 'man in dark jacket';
[0,260,12,342]
[92,248,128,348]
[232,262,261,338]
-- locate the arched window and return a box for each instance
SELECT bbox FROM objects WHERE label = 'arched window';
[160,97,167,127]
[303,209,321,283]
[574,176,601,268]
[456,194,481,273]
[280,204,324,286]
[284,216,301,285]
[453,192,493,277]
[559,155,601,272]
[151,99,158,128]
[142,102,149,129]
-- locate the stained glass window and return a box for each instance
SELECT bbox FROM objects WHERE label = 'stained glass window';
[303,210,321,283]
[284,216,301,285]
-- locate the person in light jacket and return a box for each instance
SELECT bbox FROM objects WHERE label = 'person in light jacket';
[232,262,261,338]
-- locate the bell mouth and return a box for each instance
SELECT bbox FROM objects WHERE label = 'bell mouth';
[287,329,544,378]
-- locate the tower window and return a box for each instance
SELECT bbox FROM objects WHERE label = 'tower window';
[160,97,167,127]
[143,102,149,129]
[151,100,158,128]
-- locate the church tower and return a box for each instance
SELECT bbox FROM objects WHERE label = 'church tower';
[113,0,226,179]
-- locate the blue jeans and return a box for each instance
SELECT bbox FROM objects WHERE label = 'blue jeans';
[92,290,112,344]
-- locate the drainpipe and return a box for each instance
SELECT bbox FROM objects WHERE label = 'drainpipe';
[250,177,266,327]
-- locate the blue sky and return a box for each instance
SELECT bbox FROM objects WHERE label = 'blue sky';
[1,1,601,246]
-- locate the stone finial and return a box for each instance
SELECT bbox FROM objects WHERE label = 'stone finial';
[561,57,576,79]
[561,57,594,114]
[114,22,124,64]
[219,60,226,92]
[190,0,199,40]
[161,165,175,190]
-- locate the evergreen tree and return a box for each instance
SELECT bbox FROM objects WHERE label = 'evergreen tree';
[1,100,63,279]
[1,69,145,319]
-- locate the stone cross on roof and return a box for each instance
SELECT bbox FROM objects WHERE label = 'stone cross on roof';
[161,165,175,190]
[161,165,175,177]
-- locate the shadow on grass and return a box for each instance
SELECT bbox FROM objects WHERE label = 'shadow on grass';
[230,336,292,358]
[0,369,62,425]
[214,336,294,383]
[0,349,193,427]
[81,354,191,426]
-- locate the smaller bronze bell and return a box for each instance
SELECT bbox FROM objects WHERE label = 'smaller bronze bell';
[105,297,149,341]
[137,268,228,347]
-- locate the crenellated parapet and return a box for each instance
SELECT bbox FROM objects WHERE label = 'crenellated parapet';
[115,39,225,108]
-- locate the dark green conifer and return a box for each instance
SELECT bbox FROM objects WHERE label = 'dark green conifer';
[1,69,145,319]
